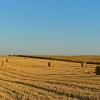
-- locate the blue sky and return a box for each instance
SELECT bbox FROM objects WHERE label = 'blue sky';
[0,0,100,55]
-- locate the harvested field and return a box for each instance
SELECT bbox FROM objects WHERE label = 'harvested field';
[0,56,100,100]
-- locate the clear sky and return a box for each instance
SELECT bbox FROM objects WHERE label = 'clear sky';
[0,0,100,55]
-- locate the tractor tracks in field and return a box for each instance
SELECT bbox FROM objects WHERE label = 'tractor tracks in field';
[0,77,97,100]
[0,68,36,79]
[0,78,78,99]
[0,68,100,94]
[0,80,24,100]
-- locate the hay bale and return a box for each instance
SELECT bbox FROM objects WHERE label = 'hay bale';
[81,62,87,67]
[6,59,8,62]
[2,62,3,66]
[48,62,51,67]
[48,62,54,67]
[96,66,100,75]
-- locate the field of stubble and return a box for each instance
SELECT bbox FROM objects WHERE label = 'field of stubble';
[0,56,100,100]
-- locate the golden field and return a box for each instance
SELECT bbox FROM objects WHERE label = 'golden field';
[0,56,100,100]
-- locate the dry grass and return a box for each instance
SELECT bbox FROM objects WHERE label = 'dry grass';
[0,56,100,100]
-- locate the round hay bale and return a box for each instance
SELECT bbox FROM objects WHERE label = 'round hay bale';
[6,59,8,62]
[81,62,87,67]
[48,62,51,67]
[2,62,3,66]
[96,66,100,75]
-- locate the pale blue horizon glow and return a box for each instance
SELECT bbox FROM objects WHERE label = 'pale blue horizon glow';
[0,0,100,55]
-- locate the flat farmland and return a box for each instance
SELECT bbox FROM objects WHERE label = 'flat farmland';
[0,56,100,100]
